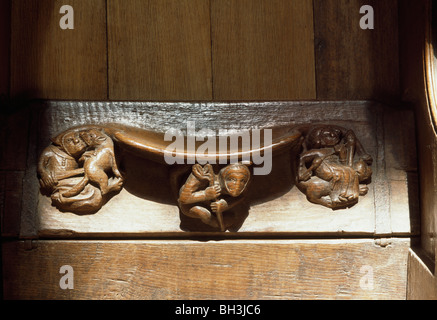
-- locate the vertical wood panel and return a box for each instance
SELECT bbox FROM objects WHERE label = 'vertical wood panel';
[0,0,10,97]
[407,250,437,299]
[399,0,437,266]
[314,0,399,102]
[107,0,212,101]
[211,0,316,100]
[10,0,107,99]
[1,171,24,237]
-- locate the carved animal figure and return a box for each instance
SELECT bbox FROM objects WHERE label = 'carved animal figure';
[296,125,372,209]
[62,128,123,198]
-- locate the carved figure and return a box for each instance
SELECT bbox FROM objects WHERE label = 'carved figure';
[62,128,123,198]
[38,127,123,214]
[38,122,372,228]
[296,125,372,209]
[178,163,251,231]
[38,129,87,193]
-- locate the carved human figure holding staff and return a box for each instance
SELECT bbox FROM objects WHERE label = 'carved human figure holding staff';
[178,163,251,231]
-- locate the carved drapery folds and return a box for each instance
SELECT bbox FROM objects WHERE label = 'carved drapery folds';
[37,123,372,230]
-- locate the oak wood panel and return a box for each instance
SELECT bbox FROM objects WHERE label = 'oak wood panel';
[0,108,29,237]
[10,0,107,99]
[1,171,24,237]
[211,0,316,100]
[25,100,418,239]
[3,239,410,300]
[107,0,212,101]
[0,109,29,171]
[399,0,437,299]
[0,0,10,97]
[399,0,437,267]
[314,0,400,102]
[407,249,437,299]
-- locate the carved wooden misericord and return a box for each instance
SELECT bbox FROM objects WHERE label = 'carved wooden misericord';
[37,122,373,231]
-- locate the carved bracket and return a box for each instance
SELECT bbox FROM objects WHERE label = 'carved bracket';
[37,123,372,231]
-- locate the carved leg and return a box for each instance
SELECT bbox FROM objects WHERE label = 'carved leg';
[95,174,110,195]
[186,206,219,228]
[110,152,122,178]
[107,176,124,193]
[306,195,333,209]
[359,185,369,196]
[87,164,122,195]
[303,179,333,208]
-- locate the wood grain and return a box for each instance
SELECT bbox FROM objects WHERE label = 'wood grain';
[10,0,107,99]
[398,1,437,300]
[407,249,437,299]
[107,0,212,101]
[0,0,10,97]
[1,171,24,237]
[3,238,410,300]
[0,108,29,237]
[314,0,400,102]
[27,100,418,239]
[399,0,437,267]
[0,109,29,171]
[211,0,316,100]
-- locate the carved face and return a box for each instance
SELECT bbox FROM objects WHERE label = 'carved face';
[318,127,341,147]
[354,160,372,182]
[80,129,105,146]
[221,166,250,197]
[62,131,87,158]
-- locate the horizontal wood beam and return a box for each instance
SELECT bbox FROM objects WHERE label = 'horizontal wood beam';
[3,238,410,299]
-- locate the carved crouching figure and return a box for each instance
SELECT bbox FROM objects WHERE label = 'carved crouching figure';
[62,128,123,198]
[296,125,373,209]
[38,129,101,213]
[178,163,251,231]
[38,127,123,214]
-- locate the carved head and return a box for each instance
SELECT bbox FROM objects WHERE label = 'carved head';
[354,159,372,182]
[307,126,342,149]
[79,128,107,146]
[219,163,251,197]
[52,130,87,158]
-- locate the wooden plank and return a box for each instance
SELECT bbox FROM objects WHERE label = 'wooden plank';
[0,109,29,171]
[314,0,399,102]
[10,0,107,99]
[383,110,420,236]
[0,172,4,235]
[211,0,316,100]
[3,238,410,300]
[399,0,437,265]
[407,249,437,299]
[20,100,417,239]
[107,0,212,101]
[1,171,24,237]
[0,0,10,97]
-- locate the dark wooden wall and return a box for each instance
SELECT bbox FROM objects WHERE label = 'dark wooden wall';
[3,0,399,102]
[400,0,437,298]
